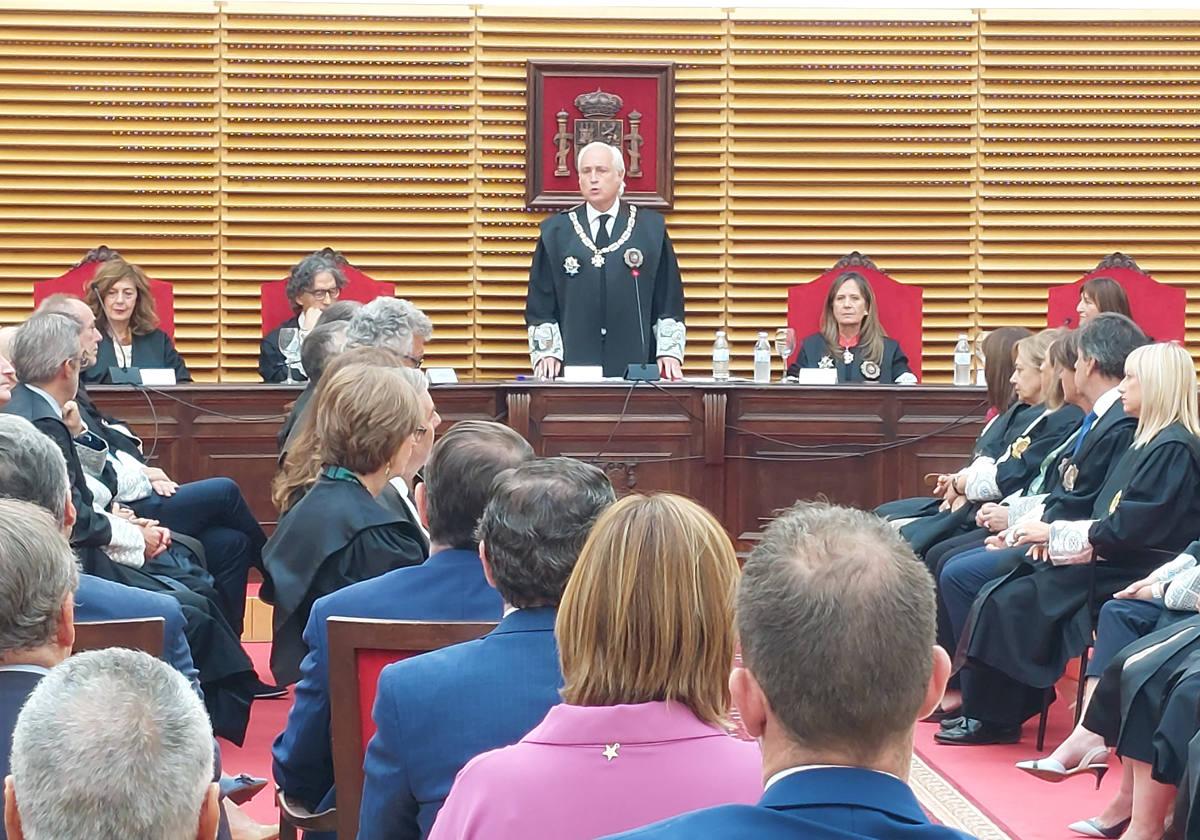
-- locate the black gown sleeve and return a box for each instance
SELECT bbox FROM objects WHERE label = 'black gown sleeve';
[1088,441,1200,566]
[994,408,1081,497]
[337,523,426,583]
[156,331,192,383]
[888,338,915,383]
[33,418,113,548]
[787,333,823,378]
[524,236,560,328]
[260,327,288,383]
[648,229,685,328]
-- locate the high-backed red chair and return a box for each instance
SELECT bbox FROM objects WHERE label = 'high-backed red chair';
[275,618,496,840]
[33,246,175,338]
[785,252,924,380]
[1047,252,1185,341]
[260,254,396,336]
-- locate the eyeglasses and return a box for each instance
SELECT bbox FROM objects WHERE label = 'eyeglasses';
[404,354,424,369]
[307,287,341,302]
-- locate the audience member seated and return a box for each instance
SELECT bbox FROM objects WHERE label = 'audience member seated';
[377,367,438,555]
[358,458,615,840]
[941,337,1200,747]
[1,314,266,743]
[82,257,191,384]
[900,329,1082,558]
[430,493,761,840]
[6,648,220,840]
[260,249,349,383]
[606,502,969,839]
[0,352,12,404]
[1076,275,1132,327]
[39,294,266,635]
[264,361,427,684]
[931,317,1144,727]
[276,317,350,450]
[786,270,917,383]
[0,498,80,840]
[273,419,532,823]
[875,326,1034,542]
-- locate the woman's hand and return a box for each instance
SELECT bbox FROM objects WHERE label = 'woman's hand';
[977,503,1010,533]
[1115,574,1160,601]
[1013,521,1051,546]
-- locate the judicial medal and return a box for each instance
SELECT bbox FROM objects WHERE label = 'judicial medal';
[623,248,644,269]
[860,360,881,381]
[1063,463,1079,491]
[818,355,834,369]
[591,253,605,268]
[1010,436,1031,459]
[1109,491,1122,515]
[563,256,580,276]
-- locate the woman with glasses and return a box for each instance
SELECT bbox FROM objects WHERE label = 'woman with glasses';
[82,258,192,384]
[258,248,349,382]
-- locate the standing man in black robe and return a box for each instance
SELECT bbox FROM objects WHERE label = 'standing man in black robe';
[525,141,686,380]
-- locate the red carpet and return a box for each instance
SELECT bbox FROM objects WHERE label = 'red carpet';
[219,642,287,825]
[914,687,1120,839]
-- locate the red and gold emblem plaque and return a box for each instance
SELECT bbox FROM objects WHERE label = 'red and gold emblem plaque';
[525,60,675,211]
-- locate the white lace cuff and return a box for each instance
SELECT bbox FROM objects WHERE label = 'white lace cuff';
[113,451,153,503]
[104,513,146,568]
[653,317,685,362]
[896,372,917,385]
[74,433,109,478]
[1007,494,1046,524]
[528,322,564,367]
[1153,551,1198,584]
[85,473,113,511]
[964,457,1001,503]
[1049,519,1096,561]
[1164,566,1200,612]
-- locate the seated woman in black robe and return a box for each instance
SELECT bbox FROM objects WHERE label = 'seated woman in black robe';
[941,341,1200,748]
[258,249,350,383]
[81,258,191,384]
[785,270,916,384]
[1076,275,1132,328]
[874,326,1033,536]
[262,358,427,684]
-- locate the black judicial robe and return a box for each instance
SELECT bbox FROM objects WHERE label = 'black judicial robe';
[525,202,685,378]
[874,400,1041,524]
[260,315,309,384]
[899,404,1084,557]
[961,424,1200,720]
[83,329,192,385]
[263,473,426,685]
[786,333,913,384]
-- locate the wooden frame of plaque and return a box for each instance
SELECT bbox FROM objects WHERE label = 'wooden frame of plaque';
[525,60,675,211]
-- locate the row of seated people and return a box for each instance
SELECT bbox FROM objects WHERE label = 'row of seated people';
[25,246,1184,387]
[0,307,282,838]
[875,311,1200,839]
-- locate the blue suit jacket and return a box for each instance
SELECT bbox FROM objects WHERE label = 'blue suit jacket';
[0,668,46,840]
[272,548,503,817]
[358,607,563,840]
[604,766,975,839]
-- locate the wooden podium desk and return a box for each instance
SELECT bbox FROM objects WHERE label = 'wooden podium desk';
[91,382,987,548]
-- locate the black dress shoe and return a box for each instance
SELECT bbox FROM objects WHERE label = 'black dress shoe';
[939,715,965,731]
[923,706,963,724]
[249,678,288,699]
[934,717,1021,746]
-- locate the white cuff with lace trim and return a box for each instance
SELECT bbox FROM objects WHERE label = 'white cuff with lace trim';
[104,512,146,568]
[1048,519,1096,561]
[528,322,564,367]
[653,318,685,362]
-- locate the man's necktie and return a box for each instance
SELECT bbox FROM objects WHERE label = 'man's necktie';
[1071,410,1098,457]
[593,214,611,249]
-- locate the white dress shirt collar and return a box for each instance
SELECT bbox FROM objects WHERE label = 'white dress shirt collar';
[1092,386,1122,420]
[386,476,430,539]
[765,764,901,790]
[585,199,621,235]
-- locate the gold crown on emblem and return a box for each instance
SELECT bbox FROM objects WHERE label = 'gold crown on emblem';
[575,89,623,119]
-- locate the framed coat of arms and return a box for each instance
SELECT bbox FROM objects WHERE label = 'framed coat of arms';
[525,60,675,210]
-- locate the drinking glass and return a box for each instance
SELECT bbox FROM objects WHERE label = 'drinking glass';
[774,327,796,382]
[278,327,301,385]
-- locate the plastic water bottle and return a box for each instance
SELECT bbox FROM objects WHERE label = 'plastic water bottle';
[953,334,972,386]
[753,331,771,383]
[712,330,730,381]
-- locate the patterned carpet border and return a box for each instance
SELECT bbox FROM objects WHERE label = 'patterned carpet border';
[910,753,1012,840]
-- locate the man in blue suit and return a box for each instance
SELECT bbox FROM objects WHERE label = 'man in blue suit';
[608,503,974,840]
[272,420,535,829]
[358,458,615,840]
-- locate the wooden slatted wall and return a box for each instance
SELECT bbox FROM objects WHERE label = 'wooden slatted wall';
[0,0,221,378]
[4,3,1200,381]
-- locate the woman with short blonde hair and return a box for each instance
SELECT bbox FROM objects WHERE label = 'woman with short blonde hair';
[1123,342,1200,449]
[430,493,761,840]
[263,359,426,684]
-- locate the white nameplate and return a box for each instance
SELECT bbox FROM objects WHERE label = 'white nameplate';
[139,368,177,386]
[425,367,458,385]
[794,368,838,386]
[561,365,605,382]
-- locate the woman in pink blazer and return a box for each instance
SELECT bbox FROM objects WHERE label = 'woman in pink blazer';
[429,493,762,840]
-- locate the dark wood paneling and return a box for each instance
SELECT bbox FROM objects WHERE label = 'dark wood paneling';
[91,383,986,550]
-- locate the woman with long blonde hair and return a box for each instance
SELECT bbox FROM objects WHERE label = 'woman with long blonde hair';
[430,493,761,840]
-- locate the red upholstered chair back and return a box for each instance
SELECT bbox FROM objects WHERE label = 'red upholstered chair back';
[326,618,496,840]
[34,247,175,338]
[1047,253,1184,341]
[785,252,924,380]
[260,259,396,336]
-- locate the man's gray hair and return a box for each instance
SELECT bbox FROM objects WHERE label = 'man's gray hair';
[286,250,347,308]
[0,499,78,658]
[477,458,614,609]
[10,312,82,385]
[397,366,429,396]
[1078,311,1148,380]
[0,415,70,525]
[738,502,936,760]
[344,297,433,357]
[11,648,214,840]
[300,321,348,385]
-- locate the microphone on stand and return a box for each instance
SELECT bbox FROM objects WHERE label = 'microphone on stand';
[622,248,659,381]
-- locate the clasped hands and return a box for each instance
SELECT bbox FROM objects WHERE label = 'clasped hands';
[985,519,1093,565]
[112,503,172,560]
[533,356,683,382]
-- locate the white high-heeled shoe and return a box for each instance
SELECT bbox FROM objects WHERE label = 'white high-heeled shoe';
[1015,745,1110,788]
[1066,816,1130,838]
